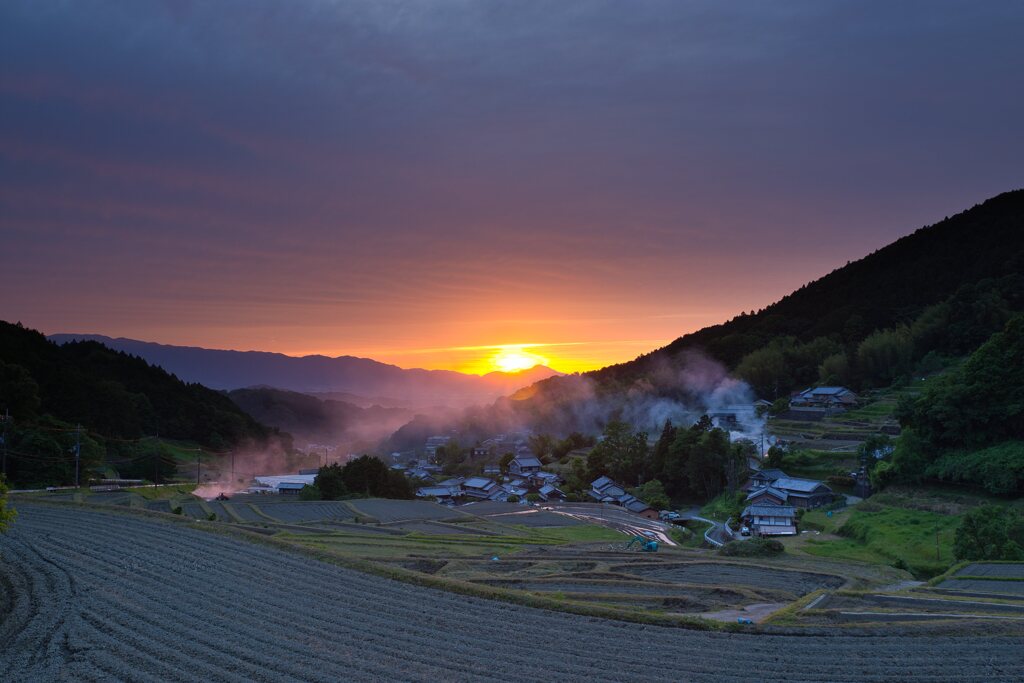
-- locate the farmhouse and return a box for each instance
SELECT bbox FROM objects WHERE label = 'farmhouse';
[744,469,835,509]
[463,476,501,500]
[509,454,543,476]
[770,477,835,508]
[415,485,460,502]
[746,486,788,506]
[589,476,658,519]
[790,386,857,411]
[741,504,797,536]
[537,483,565,502]
[277,481,305,495]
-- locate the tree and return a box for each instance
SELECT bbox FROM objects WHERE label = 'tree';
[340,455,413,499]
[527,434,555,463]
[0,474,15,532]
[629,479,670,511]
[736,340,791,399]
[954,505,1024,561]
[315,463,348,500]
[586,421,648,486]
[498,451,515,473]
[299,484,322,501]
[763,445,786,469]
[856,326,914,387]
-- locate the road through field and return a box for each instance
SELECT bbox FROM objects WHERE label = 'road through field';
[2,504,1022,682]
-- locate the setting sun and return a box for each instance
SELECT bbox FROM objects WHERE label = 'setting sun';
[491,347,548,373]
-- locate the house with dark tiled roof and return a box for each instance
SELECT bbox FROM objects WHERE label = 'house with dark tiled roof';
[509,454,543,476]
[744,469,835,509]
[791,386,857,412]
[589,477,658,519]
[741,504,797,536]
[746,486,788,506]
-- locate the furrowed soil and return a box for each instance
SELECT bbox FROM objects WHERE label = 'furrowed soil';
[2,505,1023,682]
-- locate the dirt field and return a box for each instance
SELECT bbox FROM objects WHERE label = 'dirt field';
[2,503,1022,682]
[618,561,844,595]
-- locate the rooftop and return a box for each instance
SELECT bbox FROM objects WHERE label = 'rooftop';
[773,477,830,494]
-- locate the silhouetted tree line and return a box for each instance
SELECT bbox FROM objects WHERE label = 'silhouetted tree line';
[582,417,750,503]
[307,456,413,500]
[0,321,279,486]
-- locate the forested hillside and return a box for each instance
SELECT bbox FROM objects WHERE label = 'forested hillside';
[0,322,277,487]
[586,189,1024,398]
[880,314,1024,494]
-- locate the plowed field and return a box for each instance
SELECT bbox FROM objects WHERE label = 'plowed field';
[2,504,1022,682]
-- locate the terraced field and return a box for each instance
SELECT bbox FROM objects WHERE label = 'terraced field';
[2,503,1023,682]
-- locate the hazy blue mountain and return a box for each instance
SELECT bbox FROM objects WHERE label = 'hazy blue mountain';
[46,334,561,408]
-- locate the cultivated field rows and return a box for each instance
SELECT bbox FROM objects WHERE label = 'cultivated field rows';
[2,504,1023,681]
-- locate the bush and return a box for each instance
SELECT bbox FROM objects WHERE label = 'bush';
[206,512,216,521]
[525,493,541,502]
[506,494,520,503]
[172,506,183,515]
[719,538,784,557]
[826,474,855,488]
[299,484,322,501]
[954,505,1024,561]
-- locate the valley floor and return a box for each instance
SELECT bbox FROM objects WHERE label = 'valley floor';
[2,503,1023,682]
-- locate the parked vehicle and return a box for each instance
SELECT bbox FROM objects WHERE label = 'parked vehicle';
[740,525,751,536]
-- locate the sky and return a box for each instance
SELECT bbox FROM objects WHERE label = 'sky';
[2,1,1023,374]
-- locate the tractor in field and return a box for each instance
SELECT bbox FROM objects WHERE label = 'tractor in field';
[624,535,659,552]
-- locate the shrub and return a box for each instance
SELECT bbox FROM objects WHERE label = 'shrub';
[299,484,322,501]
[525,493,541,502]
[206,512,217,521]
[172,506,183,515]
[827,474,855,488]
[954,505,1024,561]
[506,494,520,503]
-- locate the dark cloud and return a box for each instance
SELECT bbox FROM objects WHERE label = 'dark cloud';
[2,1,1022,367]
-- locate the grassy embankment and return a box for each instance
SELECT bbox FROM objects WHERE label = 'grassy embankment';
[797,486,1024,579]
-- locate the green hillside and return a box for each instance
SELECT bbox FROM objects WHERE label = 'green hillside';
[0,321,279,487]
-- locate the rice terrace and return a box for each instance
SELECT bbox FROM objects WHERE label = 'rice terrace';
[2,492,1023,681]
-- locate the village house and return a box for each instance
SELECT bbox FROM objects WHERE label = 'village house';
[770,477,835,508]
[509,454,543,476]
[424,435,452,461]
[741,504,797,536]
[463,476,501,500]
[746,486,788,506]
[415,485,461,503]
[744,469,835,509]
[589,476,658,520]
[790,386,858,412]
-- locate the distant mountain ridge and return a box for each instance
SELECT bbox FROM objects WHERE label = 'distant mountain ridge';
[46,334,561,408]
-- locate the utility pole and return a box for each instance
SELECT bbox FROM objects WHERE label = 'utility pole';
[1,408,9,478]
[936,526,941,561]
[153,435,160,486]
[74,424,81,488]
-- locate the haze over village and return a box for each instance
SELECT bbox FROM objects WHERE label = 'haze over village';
[2,2,1024,681]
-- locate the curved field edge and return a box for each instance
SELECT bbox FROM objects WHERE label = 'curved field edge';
[4,503,1024,683]
[13,498,738,633]
[7,499,1021,638]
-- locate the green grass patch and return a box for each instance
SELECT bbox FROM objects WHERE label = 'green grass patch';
[120,484,197,500]
[802,503,958,579]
